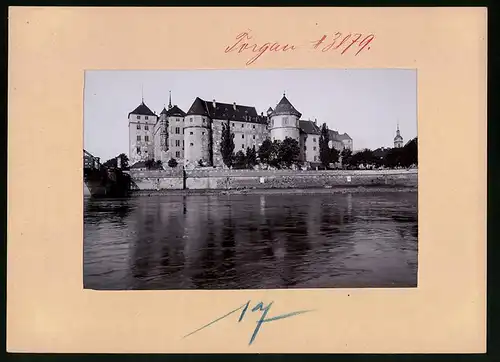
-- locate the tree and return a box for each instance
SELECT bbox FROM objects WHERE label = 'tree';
[258,139,273,165]
[341,148,353,168]
[277,137,300,168]
[400,137,418,167]
[155,160,163,170]
[268,140,282,168]
[384,147,403,168]
[145,159,155,170]
[118,153,129,170]
[233,150,247,169]
[220,122,235,168]
[330,147,340,166]
[246,146,257,168]
[319,123,331,168]
[167,158,178,168]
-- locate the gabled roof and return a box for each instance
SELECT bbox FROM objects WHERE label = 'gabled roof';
[270,95,302,118]
[164,105,186,117]
[299,120,320,135]
[130,161,147,169]
[160,107,168,115]
[339,133,352,141]
[186,97,267,124]
[328,129,341,141]
[128,102,156,117]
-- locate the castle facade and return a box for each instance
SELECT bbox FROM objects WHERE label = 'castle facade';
[128,93,353,168]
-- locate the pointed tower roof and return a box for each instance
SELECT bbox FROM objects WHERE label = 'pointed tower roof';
[164,105,186,117]
[168,91,173,110]
[128,101,156,117]
[394,123,403,141]
[270,95,302,118]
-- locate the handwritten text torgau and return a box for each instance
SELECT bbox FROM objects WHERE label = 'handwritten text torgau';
[224,30,375,65]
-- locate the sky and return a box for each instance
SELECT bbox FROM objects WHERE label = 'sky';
[84,69,417,161]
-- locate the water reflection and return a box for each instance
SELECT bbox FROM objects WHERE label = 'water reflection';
[84,192,418,290]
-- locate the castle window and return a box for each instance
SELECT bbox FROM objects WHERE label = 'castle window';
[175,140,180,147]
[232,123,234,127]
[202,132,205,135]
[137,147,141,153]
[137,135,141,141]
[137,115,140,119]
[145,125,149,130]
[183,140,184,146]
[145,136,149,142]
[242,144,244,149]
[284,117,288,125]
[190,131,193,135]
[304,146,307,150]
[242,134,244,139]
[190,143,194,146]
[145,116,149,120]
[313,146,317,151]
[190,118,193,122]
[137,124,141,129]
[253,135,255,139]
[175,127,180,134]
[313,138,317,142]
[253,125,255,129]
[175,151,180,158]
[314,156,317,161]
[241,124,244,128]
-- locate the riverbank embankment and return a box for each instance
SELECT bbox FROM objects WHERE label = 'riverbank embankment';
[129,168,418,193]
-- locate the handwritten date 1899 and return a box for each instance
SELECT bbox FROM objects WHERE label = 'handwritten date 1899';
[183,300,313,346]
[224,30,375,66]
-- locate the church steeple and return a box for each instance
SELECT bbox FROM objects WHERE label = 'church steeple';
[168,91,172,110]
[394,121,404,148]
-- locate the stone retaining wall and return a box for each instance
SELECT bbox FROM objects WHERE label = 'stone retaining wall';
[130,168,417,191]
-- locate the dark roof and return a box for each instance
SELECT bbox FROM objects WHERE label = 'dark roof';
[186,97,267,124]
[328,129,341,141]
[339,133,352,141]
[164,105,186,117]
[270,95,302,118]
[130,161,146,169]
[128,102,156,117]
[160,107,168,115]
[267,107,273,112]
[299,120,320,135]
[373,147,390,158]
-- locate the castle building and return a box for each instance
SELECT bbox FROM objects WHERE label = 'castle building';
[394,123,404,148]
[128,92,353,168]
[128,100,158,164]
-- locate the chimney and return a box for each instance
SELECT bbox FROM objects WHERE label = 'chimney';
[212,99,216,108]
[233,102,236,111]
[314,118,317,125]
[261,112,263,116]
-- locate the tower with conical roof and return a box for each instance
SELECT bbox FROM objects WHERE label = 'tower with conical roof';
[128,98,158,164]
[269,92,302,143]
[394,122,404,148]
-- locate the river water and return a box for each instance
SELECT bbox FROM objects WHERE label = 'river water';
[84,191,418,290]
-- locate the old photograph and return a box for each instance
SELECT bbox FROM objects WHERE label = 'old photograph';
[83,69,418,290]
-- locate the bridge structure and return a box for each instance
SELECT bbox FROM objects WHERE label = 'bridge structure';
[84,149,101,171]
